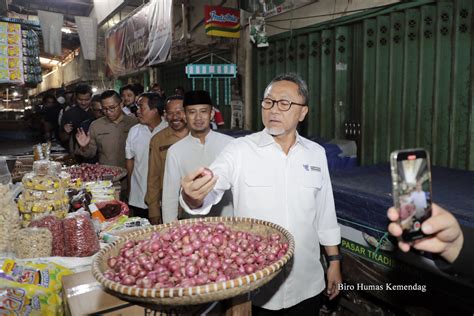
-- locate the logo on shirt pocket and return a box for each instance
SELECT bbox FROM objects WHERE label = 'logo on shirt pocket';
[303,164,321,172]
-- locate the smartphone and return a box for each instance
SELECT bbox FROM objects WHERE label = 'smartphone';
[390,148,433,241]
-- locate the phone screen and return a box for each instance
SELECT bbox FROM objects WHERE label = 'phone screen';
[392,149,432,241]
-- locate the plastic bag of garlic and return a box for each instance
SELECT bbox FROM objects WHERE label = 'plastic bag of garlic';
[0,158,21,255]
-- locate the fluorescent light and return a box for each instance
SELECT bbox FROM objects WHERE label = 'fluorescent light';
[40,57,61,65]
[12,91,18,97]
[61,27,72,34]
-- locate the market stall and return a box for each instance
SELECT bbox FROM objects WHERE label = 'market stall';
[0,156,155,315]
[0,156,295,315]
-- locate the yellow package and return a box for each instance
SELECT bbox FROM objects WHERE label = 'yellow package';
[0,260,73,315]
[2,260,72,293]
[0,278,61,315]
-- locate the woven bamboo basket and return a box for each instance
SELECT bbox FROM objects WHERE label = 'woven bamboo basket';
[92,217,295,306]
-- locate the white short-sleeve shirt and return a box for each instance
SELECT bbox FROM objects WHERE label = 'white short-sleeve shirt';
[126,120,168,208]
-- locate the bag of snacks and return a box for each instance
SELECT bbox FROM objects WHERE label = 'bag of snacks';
[0,259,72,315]
[63,211,100,257]
[29,215,65,257]
[14,227,53,259]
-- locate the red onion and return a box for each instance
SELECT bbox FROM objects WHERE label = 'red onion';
[149,241,161,252]
[157,273,170,283]
[208,269,218,281]
[127,264,140,277]
[271,233,281,241]
[168,260,180,272]
[107,257,117,269]
[124,240,135,248]
[194,273,208,285]
[216,274,227,282]
[245,264,256,274]
[211,234,223,247]
[182,244,194,256]
[121,275,136,285]
[185,264,198,278]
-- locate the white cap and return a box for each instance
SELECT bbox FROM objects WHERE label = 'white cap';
[57,96,65,104]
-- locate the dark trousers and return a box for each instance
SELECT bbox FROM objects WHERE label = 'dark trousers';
[128,205,148,219]
[252,294,321,316]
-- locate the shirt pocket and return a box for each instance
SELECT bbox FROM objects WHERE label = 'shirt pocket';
[243,171,274,214]
[298,173,323,211]
[96,133,110,151]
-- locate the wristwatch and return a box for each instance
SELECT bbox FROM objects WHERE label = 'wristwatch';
[326,254,343,262]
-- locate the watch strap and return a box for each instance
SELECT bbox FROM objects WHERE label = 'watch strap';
[326,254,343,262]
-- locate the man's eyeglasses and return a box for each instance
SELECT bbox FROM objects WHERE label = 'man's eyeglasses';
[102,104,120,113]
[261,98,306,112]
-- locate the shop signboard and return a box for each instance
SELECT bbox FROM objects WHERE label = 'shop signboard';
[204,6,240,39]
[0,22,24,84]
[105,0,172,77]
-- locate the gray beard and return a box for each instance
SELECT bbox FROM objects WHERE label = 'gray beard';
[267,127,285,136]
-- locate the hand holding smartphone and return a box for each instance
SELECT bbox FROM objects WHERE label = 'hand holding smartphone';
[390,148,433,242]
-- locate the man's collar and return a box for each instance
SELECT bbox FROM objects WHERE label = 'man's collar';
[189,129,212,143]
[258,129,308,149]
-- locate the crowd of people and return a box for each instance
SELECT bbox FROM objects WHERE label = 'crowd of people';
[31,81,232,214]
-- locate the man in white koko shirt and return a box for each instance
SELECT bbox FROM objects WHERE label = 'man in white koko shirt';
[180,73,342,314]
[162,90,234,223]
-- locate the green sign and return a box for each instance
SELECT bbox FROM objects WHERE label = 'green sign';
[341,238,395,268]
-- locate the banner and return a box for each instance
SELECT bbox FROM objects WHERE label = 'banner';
[204,6,240,38]
[0,22,24,84]
[105,0,172,76]
[147,0,172,66]
[75,16,97,61]
[38,10,63,56]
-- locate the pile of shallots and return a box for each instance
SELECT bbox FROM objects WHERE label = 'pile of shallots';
[104,222,288,288]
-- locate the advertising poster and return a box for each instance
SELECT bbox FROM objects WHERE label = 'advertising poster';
[105,0,172,76]
[204,6,240,38]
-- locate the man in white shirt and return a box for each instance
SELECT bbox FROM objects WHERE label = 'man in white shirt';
[125,93,168,218]
[162,90,234,223]
[410,182,428,218]
[180,74,342,314]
